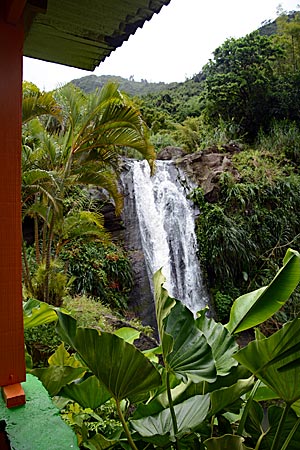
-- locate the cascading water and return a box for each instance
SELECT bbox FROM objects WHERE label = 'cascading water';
[121,159,209,316]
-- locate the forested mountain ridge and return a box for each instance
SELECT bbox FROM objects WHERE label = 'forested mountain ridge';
[71,73,179,96]
[70,12,295,99]
[72,11,299,130]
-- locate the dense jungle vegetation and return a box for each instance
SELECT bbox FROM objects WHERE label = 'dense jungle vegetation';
[136,11,300,324]
[75,10,300,325]
[22,9,300,450]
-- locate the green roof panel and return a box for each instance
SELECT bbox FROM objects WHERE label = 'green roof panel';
[23,0,171,70]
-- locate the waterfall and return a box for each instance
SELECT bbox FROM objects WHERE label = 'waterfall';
[121,159,209,317]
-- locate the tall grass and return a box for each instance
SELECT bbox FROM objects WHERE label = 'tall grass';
[256,120,300,165]
[192,132,300,320]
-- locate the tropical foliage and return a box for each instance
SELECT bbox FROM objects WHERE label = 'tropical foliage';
[21,9,300,449]
[120,11,300,148]
[201,32,285,140]
[22,81,154,306]
[26,249,300,449]
[191,140,300,322]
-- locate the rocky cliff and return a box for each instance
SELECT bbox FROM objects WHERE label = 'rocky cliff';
[158,145,240,202]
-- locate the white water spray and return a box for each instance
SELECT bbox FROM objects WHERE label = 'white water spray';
[124,159,208,314]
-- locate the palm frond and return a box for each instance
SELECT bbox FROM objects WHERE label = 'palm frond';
[74,168,123,215]
[22,91,61,124]
[59,210,111,244]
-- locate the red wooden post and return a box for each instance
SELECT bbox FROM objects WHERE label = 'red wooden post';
[0,4,26,405]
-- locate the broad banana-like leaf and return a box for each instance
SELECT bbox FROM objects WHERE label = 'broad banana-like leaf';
[56,312,161,401]
[154,270,216,383]
[204,434,253,450]
[141,367,251,419]
[132,368,182,419]
[113,327,140,344]
[210,376,255,416]
[23,298,58,329]
[166,302,217,383]
[142,346,161,363]
[60,375,111,409]
[83,433,118,450]
[48,342,82,368]
[253,383,279,402]
[172,365,251,408]
[131,394,210,440]
[234,318,300,403]
[248,405,300,450]
[196,310,238,376]
[226,249,300,334]
[153,269,176,359]
[245,401,265,439]
[292,399,300,417]
[31,365,86,396]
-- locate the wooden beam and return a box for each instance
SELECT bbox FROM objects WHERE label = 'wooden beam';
[4,0,27,25]
[0,10,26,396]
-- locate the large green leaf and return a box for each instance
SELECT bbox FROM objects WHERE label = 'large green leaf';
[113,327,141,344]
[196,310,238,376]
[56,312,161,401]
[83,433,118,450]
[132,368,182,419]
[226,249,300,334]
[166,302,217,383]
[131,394,210,440]
[60,375,111,409]
[48,342,82,368]
[154,270,217,384]
[210,376,255,416]
[173,366,251,408]
[23,298,58,329]
[253,383,279,402]
[204,434,253,450]
[153,269,176,359]
[234,318,300,403]
[245,401,266,440]
[247,405,300,450]
[31,365,86,396]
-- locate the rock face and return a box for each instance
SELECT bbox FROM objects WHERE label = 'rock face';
[119,161,156,331]
[157,146,187,160]
[176,146,240,202]
[156,145,241,202]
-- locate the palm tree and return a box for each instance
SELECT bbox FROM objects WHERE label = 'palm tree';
[54,82,155,211]
[22,81,155,303]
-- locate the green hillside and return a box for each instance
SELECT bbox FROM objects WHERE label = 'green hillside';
[71,74,178,96]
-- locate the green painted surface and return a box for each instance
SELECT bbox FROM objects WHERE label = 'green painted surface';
[23,0,171,70]
[0,374,79,450]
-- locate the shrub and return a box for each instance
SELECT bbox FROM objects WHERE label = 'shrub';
[214,291,234,323]
[29,261,70,306]
[257,120,300,165]
[191,147,300,322]
[24,322,61,367]
[60,240,133,310]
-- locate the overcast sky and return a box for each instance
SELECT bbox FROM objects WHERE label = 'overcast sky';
[23,0,300,91]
